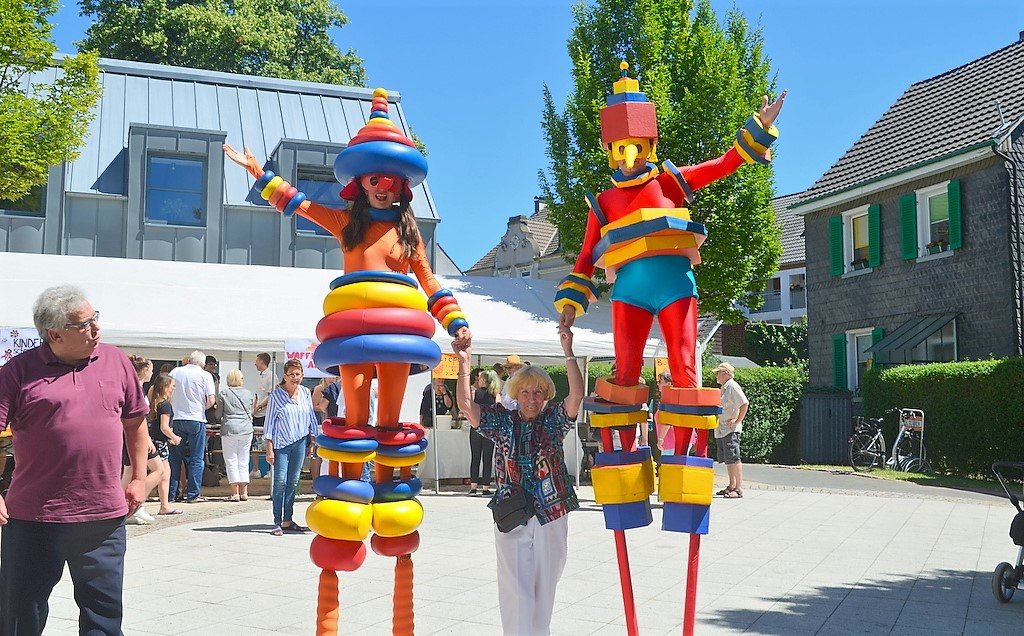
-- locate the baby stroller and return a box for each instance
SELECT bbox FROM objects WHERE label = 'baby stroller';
[991,462,1024,602]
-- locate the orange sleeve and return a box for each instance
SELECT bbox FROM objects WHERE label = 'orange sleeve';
[408,240,443,299]
[294,201,350,241]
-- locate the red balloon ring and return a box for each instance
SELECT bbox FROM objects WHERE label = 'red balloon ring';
[310,536,367,571]
[322,421,376,441]
[371,531,420,557]
[376,422,426,446]
[316,308,436,342]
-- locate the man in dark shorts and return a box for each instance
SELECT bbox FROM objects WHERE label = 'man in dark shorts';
[713,362,749,499]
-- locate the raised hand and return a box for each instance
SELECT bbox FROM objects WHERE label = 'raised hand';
[452,330,473,363]
[559,306,577,330]
[559,325,574,355]
[760,90,787,129]
[222,144,263,178]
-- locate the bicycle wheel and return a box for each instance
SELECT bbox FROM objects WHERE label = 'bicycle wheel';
[849,433,879,471]
[893,436,918,472]
[993,562,1017,603]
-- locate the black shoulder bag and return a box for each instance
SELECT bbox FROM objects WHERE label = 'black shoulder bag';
[491,418,536,533]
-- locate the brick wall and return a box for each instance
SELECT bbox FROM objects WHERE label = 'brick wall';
[804,156,1015,387]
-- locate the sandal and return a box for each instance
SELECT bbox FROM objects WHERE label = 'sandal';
[157,509,183,515]
[723,489,743,498]
[715,487,735,496]
[282,522,308,533]
[271,525,284,536]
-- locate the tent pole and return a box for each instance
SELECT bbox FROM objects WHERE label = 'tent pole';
[431,381,440,494]
[577,357,590,488]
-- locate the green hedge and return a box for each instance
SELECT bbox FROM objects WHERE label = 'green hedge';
[701,366,805,463]
[861,358,1024,476]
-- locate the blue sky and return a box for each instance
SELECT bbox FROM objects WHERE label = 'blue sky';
[49,0,1024,271]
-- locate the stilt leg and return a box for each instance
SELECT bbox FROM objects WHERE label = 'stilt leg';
[316,569,340,636]
[393,554,414,636]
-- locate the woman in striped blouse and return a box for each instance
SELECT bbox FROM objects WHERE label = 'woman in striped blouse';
[264,359,319,536]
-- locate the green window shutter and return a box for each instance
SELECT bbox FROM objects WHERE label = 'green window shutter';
[870,327,885,370]
[899,193,918,260]
[832,333,847,389]
[948,179,962,250]
[868,204,881,267]
[829,215,844,276]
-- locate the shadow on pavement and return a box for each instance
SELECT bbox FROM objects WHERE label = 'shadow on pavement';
[702,567,1024,634]
[192,523,277,534]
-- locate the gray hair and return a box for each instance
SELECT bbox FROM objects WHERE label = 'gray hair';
[188,350,206,366]
[33,285,89,343]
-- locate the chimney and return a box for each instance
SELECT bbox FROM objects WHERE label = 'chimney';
[1019,30,1024,42]
[534,196,545,215]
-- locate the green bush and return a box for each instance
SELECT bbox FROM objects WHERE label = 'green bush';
[861,358,1024,476]
[742,320,808,366]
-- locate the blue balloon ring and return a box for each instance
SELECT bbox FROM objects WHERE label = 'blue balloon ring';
[313,476,375,504]
[282,191,306,217]
[334,141,428,188]
[313,334,441,377]
[315,435,378,453]
[373,477,423,503]
[330,271,417,291]
[376,439,428,457]
[658,403,723,416]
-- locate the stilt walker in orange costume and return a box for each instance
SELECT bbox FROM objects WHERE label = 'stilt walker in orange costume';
[225,88,470,636]
[555,63,785,636]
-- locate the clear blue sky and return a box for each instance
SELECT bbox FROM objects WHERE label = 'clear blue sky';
[49,0,1024,271]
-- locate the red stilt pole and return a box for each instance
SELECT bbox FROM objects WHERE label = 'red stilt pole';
[600,428,639,635]
[683,534,700,636]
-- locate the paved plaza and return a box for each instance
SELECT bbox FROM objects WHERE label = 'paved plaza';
[20,467,1024,635]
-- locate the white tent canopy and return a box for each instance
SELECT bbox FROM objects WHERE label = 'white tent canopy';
[1,253,663,363]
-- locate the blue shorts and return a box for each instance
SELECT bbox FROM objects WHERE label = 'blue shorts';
[611,255,698,314]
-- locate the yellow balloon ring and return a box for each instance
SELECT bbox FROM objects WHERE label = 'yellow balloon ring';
[317,447,376,464]
[305,499,373,542]
[372,499,424,537]
[323,282,427,315]
[375,451,426,468]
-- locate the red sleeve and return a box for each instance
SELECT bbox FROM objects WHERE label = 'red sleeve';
[571,207,603,278]
[678,148,746,192]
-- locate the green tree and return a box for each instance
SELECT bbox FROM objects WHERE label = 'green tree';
[77,0,367,86]
[0,0,100,202]
[539,0,782,321]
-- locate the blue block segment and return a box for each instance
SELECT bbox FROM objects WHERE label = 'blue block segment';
[662,502,710,535]
[602,500,653,530]
[605,91,649,105]
[660,455,714,468]
[658,402,722,416]
[595,446,652,467]
[582,396,644,414]
[592,217,708,262]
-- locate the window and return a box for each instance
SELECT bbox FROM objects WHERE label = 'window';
[295,166,343,236]
[146,156,206,226]
[831,204,879,276]
[847,328,875,393]
[916,182,950,254]
[789,273,806,310]
[910,320,956,363]
[0,184,45,217]
[520,270,532,278]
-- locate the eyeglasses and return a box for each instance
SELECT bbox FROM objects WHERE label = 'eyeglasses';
[64,311,100,331]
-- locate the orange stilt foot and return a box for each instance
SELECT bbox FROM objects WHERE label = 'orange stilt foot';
[393,554,414,636]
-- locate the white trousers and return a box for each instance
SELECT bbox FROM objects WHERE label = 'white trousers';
[221,434,253,484]
[494,514,569,636]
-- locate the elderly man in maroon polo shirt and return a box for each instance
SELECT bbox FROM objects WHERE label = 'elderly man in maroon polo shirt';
[0,285,149,636]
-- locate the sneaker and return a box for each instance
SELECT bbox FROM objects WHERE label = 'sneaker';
[185,496,208,504]
[136,508,156,522]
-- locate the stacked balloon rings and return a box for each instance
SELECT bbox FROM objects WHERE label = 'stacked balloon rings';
[313,271,442,376]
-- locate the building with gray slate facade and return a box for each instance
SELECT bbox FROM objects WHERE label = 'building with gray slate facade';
[793,34,1024,393]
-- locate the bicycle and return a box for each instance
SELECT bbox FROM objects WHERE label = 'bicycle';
[886,408,932,474]
[849,415,886,471]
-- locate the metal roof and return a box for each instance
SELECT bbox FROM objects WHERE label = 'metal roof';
[798,37,1024,204]
[864,313,957,355]
[26,58,438,220]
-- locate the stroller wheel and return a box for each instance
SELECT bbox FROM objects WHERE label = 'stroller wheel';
[993,562,1017,603]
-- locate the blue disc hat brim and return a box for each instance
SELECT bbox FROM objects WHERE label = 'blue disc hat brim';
[334,141,428,188]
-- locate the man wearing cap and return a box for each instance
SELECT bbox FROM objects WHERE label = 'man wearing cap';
[714,362,748,498]
[499,354,525,409]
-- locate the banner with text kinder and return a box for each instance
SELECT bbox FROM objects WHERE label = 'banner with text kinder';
[1,327,42,368]
[284,338,328,379]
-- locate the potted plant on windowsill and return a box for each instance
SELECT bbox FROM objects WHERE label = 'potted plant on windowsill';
[850,258,868,271]
[926,240,948,255]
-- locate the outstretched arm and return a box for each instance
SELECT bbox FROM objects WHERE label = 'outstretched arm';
[452,333,479,428]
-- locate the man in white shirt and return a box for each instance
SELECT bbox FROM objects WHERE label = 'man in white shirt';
[168,351,216,503]
[499,354,526,409]
[713,362,749,499]
[253,353,275,427]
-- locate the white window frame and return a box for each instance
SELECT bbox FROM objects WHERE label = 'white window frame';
[846,327,874,393]
[915,181,950,257]
[841,204,871,274]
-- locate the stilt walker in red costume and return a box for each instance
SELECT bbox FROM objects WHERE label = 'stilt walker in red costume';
[555,62,785,636]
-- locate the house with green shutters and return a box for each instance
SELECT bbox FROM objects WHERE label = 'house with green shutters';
[792,34,1024,393]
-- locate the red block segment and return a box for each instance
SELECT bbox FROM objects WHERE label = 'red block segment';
[661,386,721,407]
[371,531,421,557]
[600,101,658,144]
[309,536,367,571]
[377,422,426,446]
